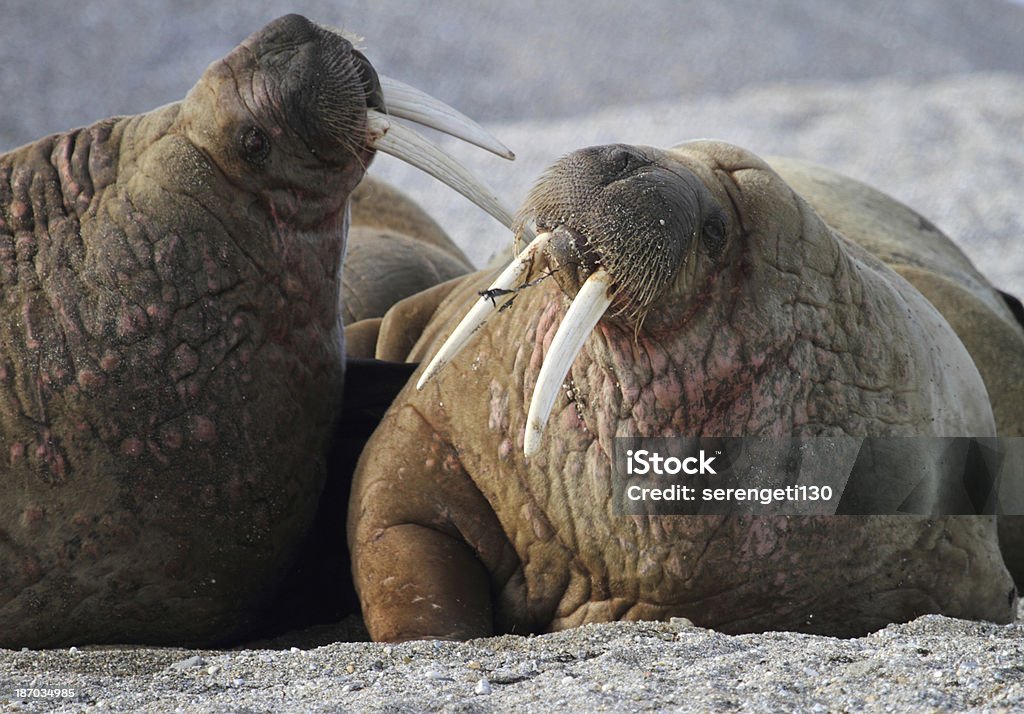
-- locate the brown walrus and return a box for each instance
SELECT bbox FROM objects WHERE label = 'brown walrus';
[348,140,1021,642]
[0,14,512,647]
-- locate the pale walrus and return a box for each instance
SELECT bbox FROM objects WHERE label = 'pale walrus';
[348,140,1020,642]
[0,14,515,647]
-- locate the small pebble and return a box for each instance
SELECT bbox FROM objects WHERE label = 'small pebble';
[68,646,79,654]
[490,668,518,683]
[206,665,221,676]
[170,655,206,671]
[475,678,492,695]
[467,660,481,670]
[289,646,301,653]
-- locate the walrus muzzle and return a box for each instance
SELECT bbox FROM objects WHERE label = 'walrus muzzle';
[276,17,516,228]
[179,14,516,232]
[417,144,730,454]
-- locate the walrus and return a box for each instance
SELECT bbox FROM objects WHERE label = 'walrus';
[346,176,474,324]
[0,14,515,648]
[348,140,1021,642]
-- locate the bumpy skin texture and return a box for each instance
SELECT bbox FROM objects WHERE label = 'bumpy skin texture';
[768,157,1024,439]
[767,158,1024,585]
[0,15,382,647]
[349,141,1016,642]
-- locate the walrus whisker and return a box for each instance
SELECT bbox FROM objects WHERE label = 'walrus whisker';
[416,231,552,389]
[379,75,515,160]
[366,111,517,230]
[524,268,614,457]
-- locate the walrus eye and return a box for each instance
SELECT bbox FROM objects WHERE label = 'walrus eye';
[239,126,271,166]
[702,213,727,260]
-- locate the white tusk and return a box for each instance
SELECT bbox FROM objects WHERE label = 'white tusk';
[524,269,614,457]
[416,232,552,390]
[379,75,515,160]
[367,110,517,230]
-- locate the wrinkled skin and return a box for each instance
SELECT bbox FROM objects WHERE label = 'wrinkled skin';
[349,141,1018,642]
[0,14,385,647]
[767,157,1024,585]
[264,176,468,634]
[344,176,472,328]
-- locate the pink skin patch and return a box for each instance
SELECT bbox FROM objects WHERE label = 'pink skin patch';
[190,415,218,444]
[100,351,122,372]
[21,504,45,526]
[521,290,805,446]
[77,369,106,389]
[120,438,145,457]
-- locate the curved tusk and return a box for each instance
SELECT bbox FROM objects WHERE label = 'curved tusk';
[367,110,517,230]
[379,75,515,160]
[416,232,552,390]
[524,269,614,457]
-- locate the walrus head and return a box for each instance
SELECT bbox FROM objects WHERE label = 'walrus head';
[518,144,729,324]
[418,143,737,453]
[179,13,514,231]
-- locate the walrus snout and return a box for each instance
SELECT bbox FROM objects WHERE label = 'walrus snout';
[178,14,518,232]
[420,144,733,454]
[235,15,381,165]
[519,144,728,319]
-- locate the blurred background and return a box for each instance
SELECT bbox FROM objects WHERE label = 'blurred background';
[2,0,1022,292]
